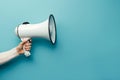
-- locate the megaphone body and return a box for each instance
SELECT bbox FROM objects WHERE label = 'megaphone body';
[15,14,57,57]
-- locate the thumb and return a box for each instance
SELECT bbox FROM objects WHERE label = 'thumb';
[19,40,28,46]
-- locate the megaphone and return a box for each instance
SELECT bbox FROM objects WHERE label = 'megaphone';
[15,14,57,57]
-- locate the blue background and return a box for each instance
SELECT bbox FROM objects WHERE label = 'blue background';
[0,0,120,80]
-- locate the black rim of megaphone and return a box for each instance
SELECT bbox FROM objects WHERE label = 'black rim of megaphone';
[48,14,57,45]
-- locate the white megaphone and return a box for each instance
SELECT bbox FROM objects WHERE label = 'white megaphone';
[15,14,57,57]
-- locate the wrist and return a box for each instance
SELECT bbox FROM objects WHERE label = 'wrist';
[16,47,23,55]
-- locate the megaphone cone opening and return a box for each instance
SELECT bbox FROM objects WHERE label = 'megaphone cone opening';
[48,14,57,45]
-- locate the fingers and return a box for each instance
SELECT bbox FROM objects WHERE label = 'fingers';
[20,39,32,46]
[19,39,32,51]
[25,46,31,51]
[24,40,32,51]
[25,43,31,46]
[20,40,28,46]
[25,40,32,46]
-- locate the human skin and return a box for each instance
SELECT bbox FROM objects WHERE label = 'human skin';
[0,40,32,65]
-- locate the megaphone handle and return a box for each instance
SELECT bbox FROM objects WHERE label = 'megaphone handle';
[23,45,31,57]
[21,38,31,57]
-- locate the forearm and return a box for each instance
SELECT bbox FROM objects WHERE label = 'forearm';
[0,48,19,65]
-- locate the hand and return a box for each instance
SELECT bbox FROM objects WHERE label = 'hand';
[16,40,32,54]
